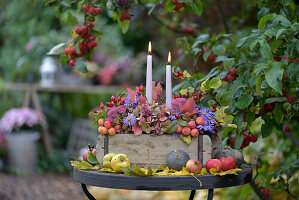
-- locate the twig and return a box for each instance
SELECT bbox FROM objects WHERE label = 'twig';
[250,181,269,200]
[284,131,299,148]
[215,0,230,33]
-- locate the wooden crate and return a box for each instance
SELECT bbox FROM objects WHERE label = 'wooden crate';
[96,134,221,168]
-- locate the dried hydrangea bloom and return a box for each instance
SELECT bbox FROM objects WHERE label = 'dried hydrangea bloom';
[171,98,187,112]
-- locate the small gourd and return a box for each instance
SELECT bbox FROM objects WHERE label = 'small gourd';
[214,149,244,167]
[166,150,190,171]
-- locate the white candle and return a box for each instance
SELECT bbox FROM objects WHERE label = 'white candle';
[166,52,172,109]
[146,41,152,104]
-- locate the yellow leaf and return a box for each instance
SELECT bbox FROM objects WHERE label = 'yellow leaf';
[99,168,117,173]
[250,106,258,112]
[209,168,242,176]
[179,89,188,95]
[227,124,238,128]
[200,79,209,93]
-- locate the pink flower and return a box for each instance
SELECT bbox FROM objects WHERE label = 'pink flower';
[25,42,33,52]
[107,106,126,121]
[171,98,187,112]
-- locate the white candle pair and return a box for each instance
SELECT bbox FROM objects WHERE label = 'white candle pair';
[146,41,172,109]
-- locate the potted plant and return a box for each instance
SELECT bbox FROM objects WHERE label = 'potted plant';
[0,107,44,173]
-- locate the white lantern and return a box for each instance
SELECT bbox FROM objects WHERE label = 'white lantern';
[40,57,57,87]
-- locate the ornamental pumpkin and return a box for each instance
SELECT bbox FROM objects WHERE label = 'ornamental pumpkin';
[214,149,244,167]
[166,150,190,171]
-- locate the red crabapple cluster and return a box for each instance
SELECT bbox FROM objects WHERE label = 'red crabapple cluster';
[223,68,237,83]
[64,4,101,67]
[230,133,257,149]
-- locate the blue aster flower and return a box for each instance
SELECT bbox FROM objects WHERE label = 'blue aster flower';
[123,113,137,127]
[198,108,214,121]
[197,107,216,133]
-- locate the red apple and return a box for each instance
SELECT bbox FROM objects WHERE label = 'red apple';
[186,159,202,173]
[206,159,222,173]
[219,157,236,171]
[83,148,96,163]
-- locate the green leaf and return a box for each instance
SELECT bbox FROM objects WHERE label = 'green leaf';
[179,135,191,145]
[87,152,98,165]
[118,20,130,34]
[265,62,283,94]
[265,97,287,104]
[273,103,284,124]
[274,15,291,27]
[254,63,269,74]
[235,135,243,149]
[256,75,264,97]
[245,112,255,125]
[148,4,156,16]
[261,121,273,138]
[67,12,78,26]
[212,44,226,56]
[209,77,222,89]
[47,43,65,55]
[258,14,274,30]
[203,49,211,61]
[189,0,202,17]
[179,121,188,127]
[194,34,209,44]
[165,0,176,13]
[166,120,179,133]
[235,94,254,109]
[276,29,287,39]
[249,39,259,51]
[223,58,235,69]
[259,39,273,60]
[75,58,88,73]
[59,55,68,68]
[270,40,282,52]
[297,39,299,54]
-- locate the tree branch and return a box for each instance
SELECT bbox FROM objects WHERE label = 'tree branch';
[250,181,269,200]
[284,131,299,148]
[215,0,230,33]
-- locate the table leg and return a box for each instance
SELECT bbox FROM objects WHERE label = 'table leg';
[189,190,196,200]
[207,189,214,200]
[81,184,96,200]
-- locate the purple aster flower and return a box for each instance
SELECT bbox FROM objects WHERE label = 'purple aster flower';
[196,107,216,134]
[123,113,137,127]
[198,108,214,121]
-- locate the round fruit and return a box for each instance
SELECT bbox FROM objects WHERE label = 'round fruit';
[249,134,257,143]
[229,69,237,76]
[188,121,196,129]
[83,148,96,163]
[111,154,130,172]
[196,117,205,125]
[283,125,291,132]
[182,127,191,136]
[98,126,103,133]
[214,149,244,167]
[205,159,222,173]
[186,159,202,173]
[108,128,117,136]
[104,121,113,129]
[115,125,121,130]
[219,157,236,171]
[103,152,117,168]
[98,118,104,126]
[101,127,108,135]
[176,124,182,133]
[175,114,181,119]
[166,150,190,171]
[191,129,199,137]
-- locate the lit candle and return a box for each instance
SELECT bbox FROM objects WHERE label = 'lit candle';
[146,41,152,104]
[166,52,172,109]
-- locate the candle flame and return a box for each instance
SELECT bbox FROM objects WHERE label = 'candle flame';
[148,41,152,54]
[167,51,171,64]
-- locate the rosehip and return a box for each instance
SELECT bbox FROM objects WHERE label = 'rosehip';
[106,102,113,107]
[184,93,189,98]
[100,102,104,109]
[113,98,118,104]
[69,59,76,66]
[273,56,282,61]
[70,47,76,54]
[283,125,291,132]
[208,54,216,62]
[212,104,217,109]
[174,94,178,99]
[118,96,122,102]
[139,85,144,92]
[287,96,294,103]
[175,114,181,119]
[64,48,69,55]
[230,136,236,145]
[249,134,257,143]
[212,108,216,112]
[94,7,101,15]
[193,96,198,100]
[88,22,95,29]
[227,74,235,82]
[88,7,95,15]
[75,27,81,35]
[111,96,115,101]
[120,101,125,105]
[174,73,179,77]
[178,71,183,76]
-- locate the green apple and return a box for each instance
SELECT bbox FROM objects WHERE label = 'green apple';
[103,152,117,168]
[111,154,130,172]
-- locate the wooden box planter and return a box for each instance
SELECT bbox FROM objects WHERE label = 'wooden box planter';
[96,134,222,168]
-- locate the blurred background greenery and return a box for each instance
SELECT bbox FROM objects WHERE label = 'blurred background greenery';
[0,0,298,199]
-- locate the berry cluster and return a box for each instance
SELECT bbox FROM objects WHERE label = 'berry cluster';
[64,4,101,66]
[172,0,184,11]
[260,187,270,197]
[182,26,195,34]
[105,95,125,108]
[174,70,184,79]
[203,47,216,63]
[230,133,257,149]
[135,84,144,95]
[120,11,131,21]
[173,91,202,101]
[283,125,291,133]
[273,55,299,64]
[223,68,237,82]
[259,102,276,116]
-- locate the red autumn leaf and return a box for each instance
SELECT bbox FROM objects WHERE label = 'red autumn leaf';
[127,88,136,102]
[138,96,146,104]
[152,81,162,103]
[179,98,198,117]
[132,123,142,135]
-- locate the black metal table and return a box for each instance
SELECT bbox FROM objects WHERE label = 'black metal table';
[73,166,252,200]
